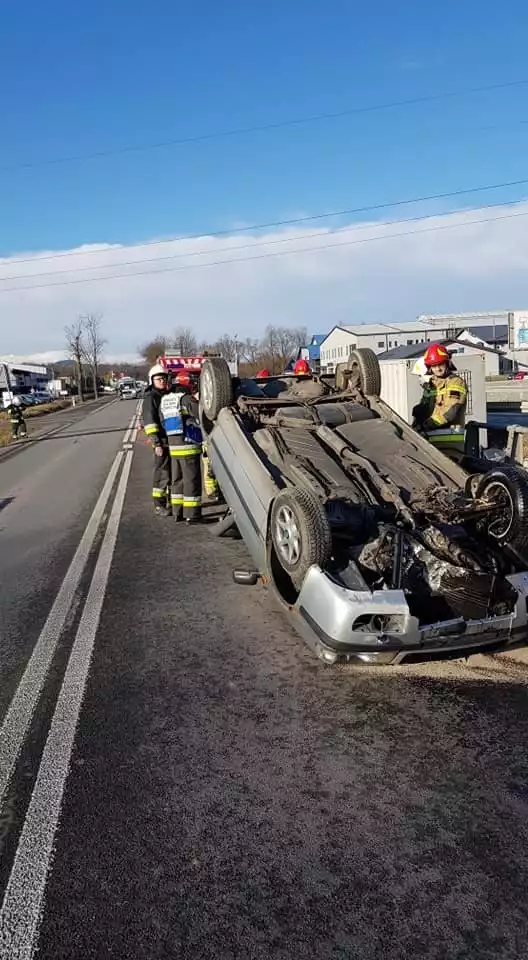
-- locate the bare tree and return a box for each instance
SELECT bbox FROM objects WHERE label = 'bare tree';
[240,338,261,368]
[259,325,280,370]
[213,333,238,362]
[172,326,197,355]
[139,335,170,366]
[65,318,85,401]
[81,313,106,398]
[291,326,308,352]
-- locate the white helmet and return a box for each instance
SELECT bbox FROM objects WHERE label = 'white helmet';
[148,363,167,383]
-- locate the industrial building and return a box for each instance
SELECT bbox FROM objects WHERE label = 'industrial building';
[0,357,49,399]
[319,311,516,374]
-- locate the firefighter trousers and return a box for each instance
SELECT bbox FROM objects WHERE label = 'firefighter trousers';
[152,447,171,508]
[169,441,202,519]
[11,418,27,440]
[202,446,219,498]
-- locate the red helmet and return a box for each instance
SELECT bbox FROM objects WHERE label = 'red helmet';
[174,371,191,388]
[423,343,450,368]
[256,368,271,378]
[294,358,310,376]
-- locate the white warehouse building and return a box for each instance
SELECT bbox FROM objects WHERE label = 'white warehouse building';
[0,358,49,400]
[319,312,514,373]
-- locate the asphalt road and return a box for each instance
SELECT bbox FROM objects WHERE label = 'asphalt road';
[1,398,528,959]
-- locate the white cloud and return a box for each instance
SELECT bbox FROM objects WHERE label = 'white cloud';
[1,201,528,355]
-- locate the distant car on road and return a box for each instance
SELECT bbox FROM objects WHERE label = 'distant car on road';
[119,384,139,400]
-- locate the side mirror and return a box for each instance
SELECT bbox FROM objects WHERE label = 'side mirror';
[232,569,260,586]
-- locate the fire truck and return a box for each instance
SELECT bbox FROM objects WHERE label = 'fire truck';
[158,354,238,384]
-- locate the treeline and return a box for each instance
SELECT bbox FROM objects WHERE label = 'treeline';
[139,324,308,374]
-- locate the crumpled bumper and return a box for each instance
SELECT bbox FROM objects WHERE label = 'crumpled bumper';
[293,566,528,664]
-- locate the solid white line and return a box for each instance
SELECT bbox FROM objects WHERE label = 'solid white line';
[0,450,124,805]
[0,403,136,805]
[0,450,134,960]
[121,408,137,445]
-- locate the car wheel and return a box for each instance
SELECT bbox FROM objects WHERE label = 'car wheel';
[475,466,528,556]
[270,487,332,587]
[200,358,234,421]
[348,348,381,396]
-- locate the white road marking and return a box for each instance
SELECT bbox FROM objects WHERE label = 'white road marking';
[122,400,142,445]
[121,408,137,445]
[0,409,135,805]
[0,449,134,959]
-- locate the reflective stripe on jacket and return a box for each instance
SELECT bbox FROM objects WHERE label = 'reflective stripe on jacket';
[142,387,167,445]
[421,374,467,427]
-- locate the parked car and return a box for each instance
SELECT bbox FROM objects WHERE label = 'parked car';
[199,352,528,665]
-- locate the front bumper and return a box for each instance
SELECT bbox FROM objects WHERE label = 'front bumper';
[293,566,528,665]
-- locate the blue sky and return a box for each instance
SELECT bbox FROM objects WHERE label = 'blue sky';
[2,0,528,254]
[1,0,528,355]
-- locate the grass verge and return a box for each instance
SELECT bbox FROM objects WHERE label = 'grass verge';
[0,399,73,447]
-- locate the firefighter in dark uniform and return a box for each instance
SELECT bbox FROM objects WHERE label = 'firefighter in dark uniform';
[161,371,203,522]
[412,343,468,455]
[7,396,27,441]
[142,364,172,517]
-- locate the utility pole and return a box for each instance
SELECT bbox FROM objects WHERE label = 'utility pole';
[1,362,13,404]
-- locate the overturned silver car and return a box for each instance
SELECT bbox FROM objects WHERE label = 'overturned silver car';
[200,351,528,664]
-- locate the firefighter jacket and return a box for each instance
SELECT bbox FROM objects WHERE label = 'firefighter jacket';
[414,373,467,429]
[142,387,168,446]
[159,387,202,452]
[7,402,26,424]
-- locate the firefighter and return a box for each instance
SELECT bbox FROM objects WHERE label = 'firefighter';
[161,372,203,522]
[7,396,27,441]
[142,364,172,517]
[412,343,467,453]
[280,358,327,400]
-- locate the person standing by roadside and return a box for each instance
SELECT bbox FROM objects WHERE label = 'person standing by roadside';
[7,396,27,441]
[142,365,172,517]
[161,371,203,523]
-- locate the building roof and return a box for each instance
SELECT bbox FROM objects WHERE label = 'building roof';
[321,319,511,350]
[377,343,429,360]
[464,324,508,342]
[378,337,502,361]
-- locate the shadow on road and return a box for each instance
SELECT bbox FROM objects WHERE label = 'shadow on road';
[25,428,130,441]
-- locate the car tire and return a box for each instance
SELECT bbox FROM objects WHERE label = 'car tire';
[200,358,233,421]
[349,348,381,396]
[475,466,528,555]
[270,487,332,587]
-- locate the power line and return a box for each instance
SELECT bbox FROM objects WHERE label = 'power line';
[2,77,528,173]
[3,174,528,268]
[2,195,526,284]
[2,207,526,295]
